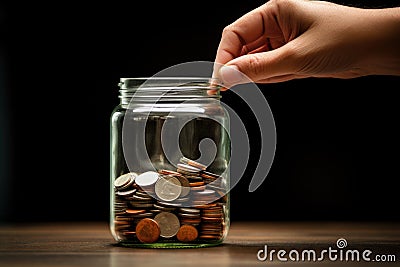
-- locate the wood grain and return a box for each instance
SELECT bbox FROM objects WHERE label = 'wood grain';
[0,221,399,266]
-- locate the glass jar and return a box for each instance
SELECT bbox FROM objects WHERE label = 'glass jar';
[110,77,230,248]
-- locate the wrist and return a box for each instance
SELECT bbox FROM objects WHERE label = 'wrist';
[358,8,400,76]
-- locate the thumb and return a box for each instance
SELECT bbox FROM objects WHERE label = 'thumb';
[219,46,296,86]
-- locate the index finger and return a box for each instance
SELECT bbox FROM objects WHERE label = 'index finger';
[214,3,269,67]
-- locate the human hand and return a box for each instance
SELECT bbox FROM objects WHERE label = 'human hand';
[213,0,400,89]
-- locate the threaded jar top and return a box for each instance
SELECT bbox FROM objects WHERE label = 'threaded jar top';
[119,77,221,105]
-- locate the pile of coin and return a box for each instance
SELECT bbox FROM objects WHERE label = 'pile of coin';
[112,157,228,244]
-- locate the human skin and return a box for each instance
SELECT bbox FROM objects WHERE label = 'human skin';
[213,0,400,88]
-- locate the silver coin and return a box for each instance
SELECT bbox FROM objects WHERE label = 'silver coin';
[154,212,180,238]
[179,208,200,214]
[174,197,190,203]
[131,194,153,201]
[157,201,182,207]
[185,176,203,181]
[115,188,136,197]
[155,176,182,202]
[135,171,159,187]
[195,189,216,196]
[114,173,136,189]
[135,190,151,198]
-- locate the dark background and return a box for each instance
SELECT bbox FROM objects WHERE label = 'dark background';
[0,0,399,223]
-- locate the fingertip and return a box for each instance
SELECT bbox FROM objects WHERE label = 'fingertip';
[207,89,218,95]
[219,65,245,87]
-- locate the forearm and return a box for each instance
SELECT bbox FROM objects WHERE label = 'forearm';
[358,7,400,76]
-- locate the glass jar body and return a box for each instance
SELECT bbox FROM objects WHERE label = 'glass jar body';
[110,80,230,248]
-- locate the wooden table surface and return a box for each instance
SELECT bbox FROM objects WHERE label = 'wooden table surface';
[0,221,399,267]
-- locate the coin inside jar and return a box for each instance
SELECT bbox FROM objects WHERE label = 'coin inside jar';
[176,175,190,197]
[154,212,180,238]
[180,157,207,170]
[177,163,201,173]
[114,172,136,190]
[135,218,160,243]
[155,176,182,202]
[135,171,159,187]
[176,224,198,242]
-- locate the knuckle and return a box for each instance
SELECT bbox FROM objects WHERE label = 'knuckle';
[268,0,294,11]
[222,24,233,37]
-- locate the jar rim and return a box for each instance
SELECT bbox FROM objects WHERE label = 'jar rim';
[118,77,221,104]
[120,77,219,81]
[119,77,221,89]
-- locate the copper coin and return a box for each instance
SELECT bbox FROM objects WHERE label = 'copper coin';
[189,181,205,187]
[177,163,201,173]
[159,170,182,177]
[180,157,207,170]
[180,218,201,225]
[114,220,130,225]
[202,209,223,214]
[200,230,222,235]
[201,174,218,180]
[135,218,160,243]
[201,213,222,218]
[191,203,218,209]
[201,217,223,222]
[125,209,146,215]
[131,212,154,219]
[201,170,219,178]
[185,176,203,181]
[176,224,198,242]
[190,185,206,191]
[201,225,223,231]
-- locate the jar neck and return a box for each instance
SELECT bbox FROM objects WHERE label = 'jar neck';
[118,77,221,106]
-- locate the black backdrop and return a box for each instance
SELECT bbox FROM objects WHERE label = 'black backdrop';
[1,0,399,223]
